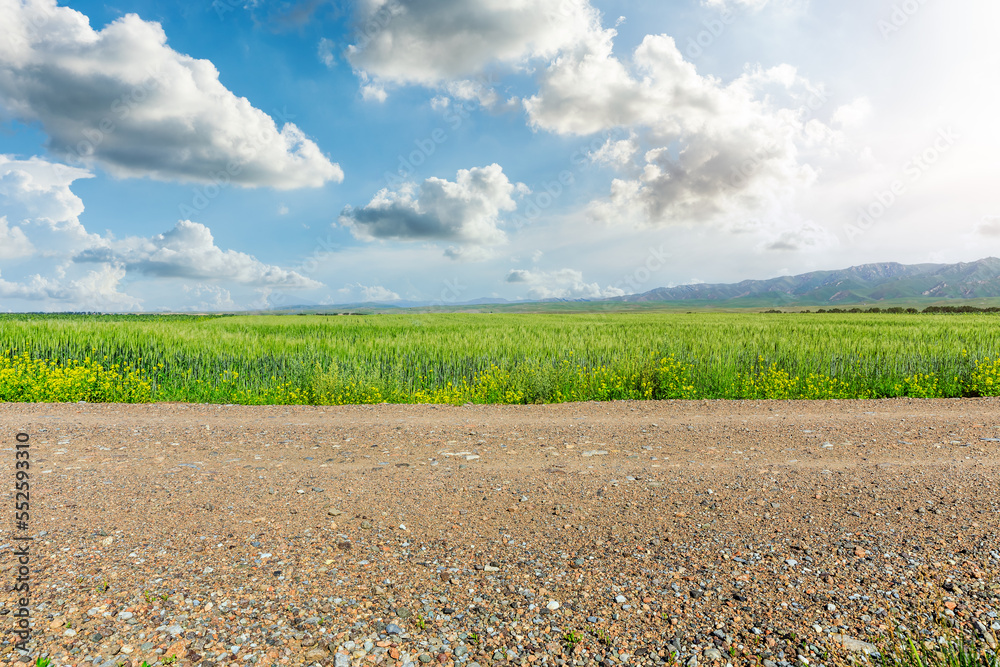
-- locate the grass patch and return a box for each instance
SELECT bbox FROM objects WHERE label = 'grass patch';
[2,312,1000,405]
[879,638,999,667]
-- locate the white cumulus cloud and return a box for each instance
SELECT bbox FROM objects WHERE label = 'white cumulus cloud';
[346,0,603,86]
[0,217,34,259]
[505,268,625,300]
[0,265,141,310]
[974,216,1000,237]
[0,155,94,233]
[0,0,343,189]
[335,282,400,302]
[757,220,840,252]
[526,35,837,226]
[181,283,237,311]
[832,97,872,128]
[74,220,323,288]
[340,164,523,258]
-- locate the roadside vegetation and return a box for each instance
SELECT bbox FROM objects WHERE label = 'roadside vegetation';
[2,312,1000,405]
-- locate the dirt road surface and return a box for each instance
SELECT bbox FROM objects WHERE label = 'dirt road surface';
[1,399,999,667]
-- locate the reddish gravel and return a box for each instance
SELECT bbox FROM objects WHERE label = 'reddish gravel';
[1,398,999,667]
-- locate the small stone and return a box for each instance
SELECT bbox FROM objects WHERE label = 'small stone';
[335,654,350,667]
[854,547,867,558]
[826,604,837,612]
[570,558,585,569]
[546,600,560,611]
[306,647,330,661]
[831,633,880,656]
[704,648,722,662]
[117,611,133,621]
[785,559,798,567]
[386,623,404,635]
[484,564,500,572]
[100,536,113,547]
[615,595,627,604]
[165,639,188,660]
[582,450,609,457]
[974,621,998,650]
[686,655,698,667]
[327,507,343,517]
[419,653,433,663]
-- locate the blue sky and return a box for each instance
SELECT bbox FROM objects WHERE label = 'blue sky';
[1,0,998,311]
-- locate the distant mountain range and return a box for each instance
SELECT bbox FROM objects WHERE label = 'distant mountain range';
[608,257,1000,308]
[270,258,1000,313]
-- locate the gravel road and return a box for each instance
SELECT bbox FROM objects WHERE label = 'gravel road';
[1,399,999,667]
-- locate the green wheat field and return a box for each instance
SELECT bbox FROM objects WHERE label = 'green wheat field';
[2,312,1000,405]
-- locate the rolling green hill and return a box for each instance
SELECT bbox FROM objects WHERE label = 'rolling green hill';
[611,257,1000,308]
